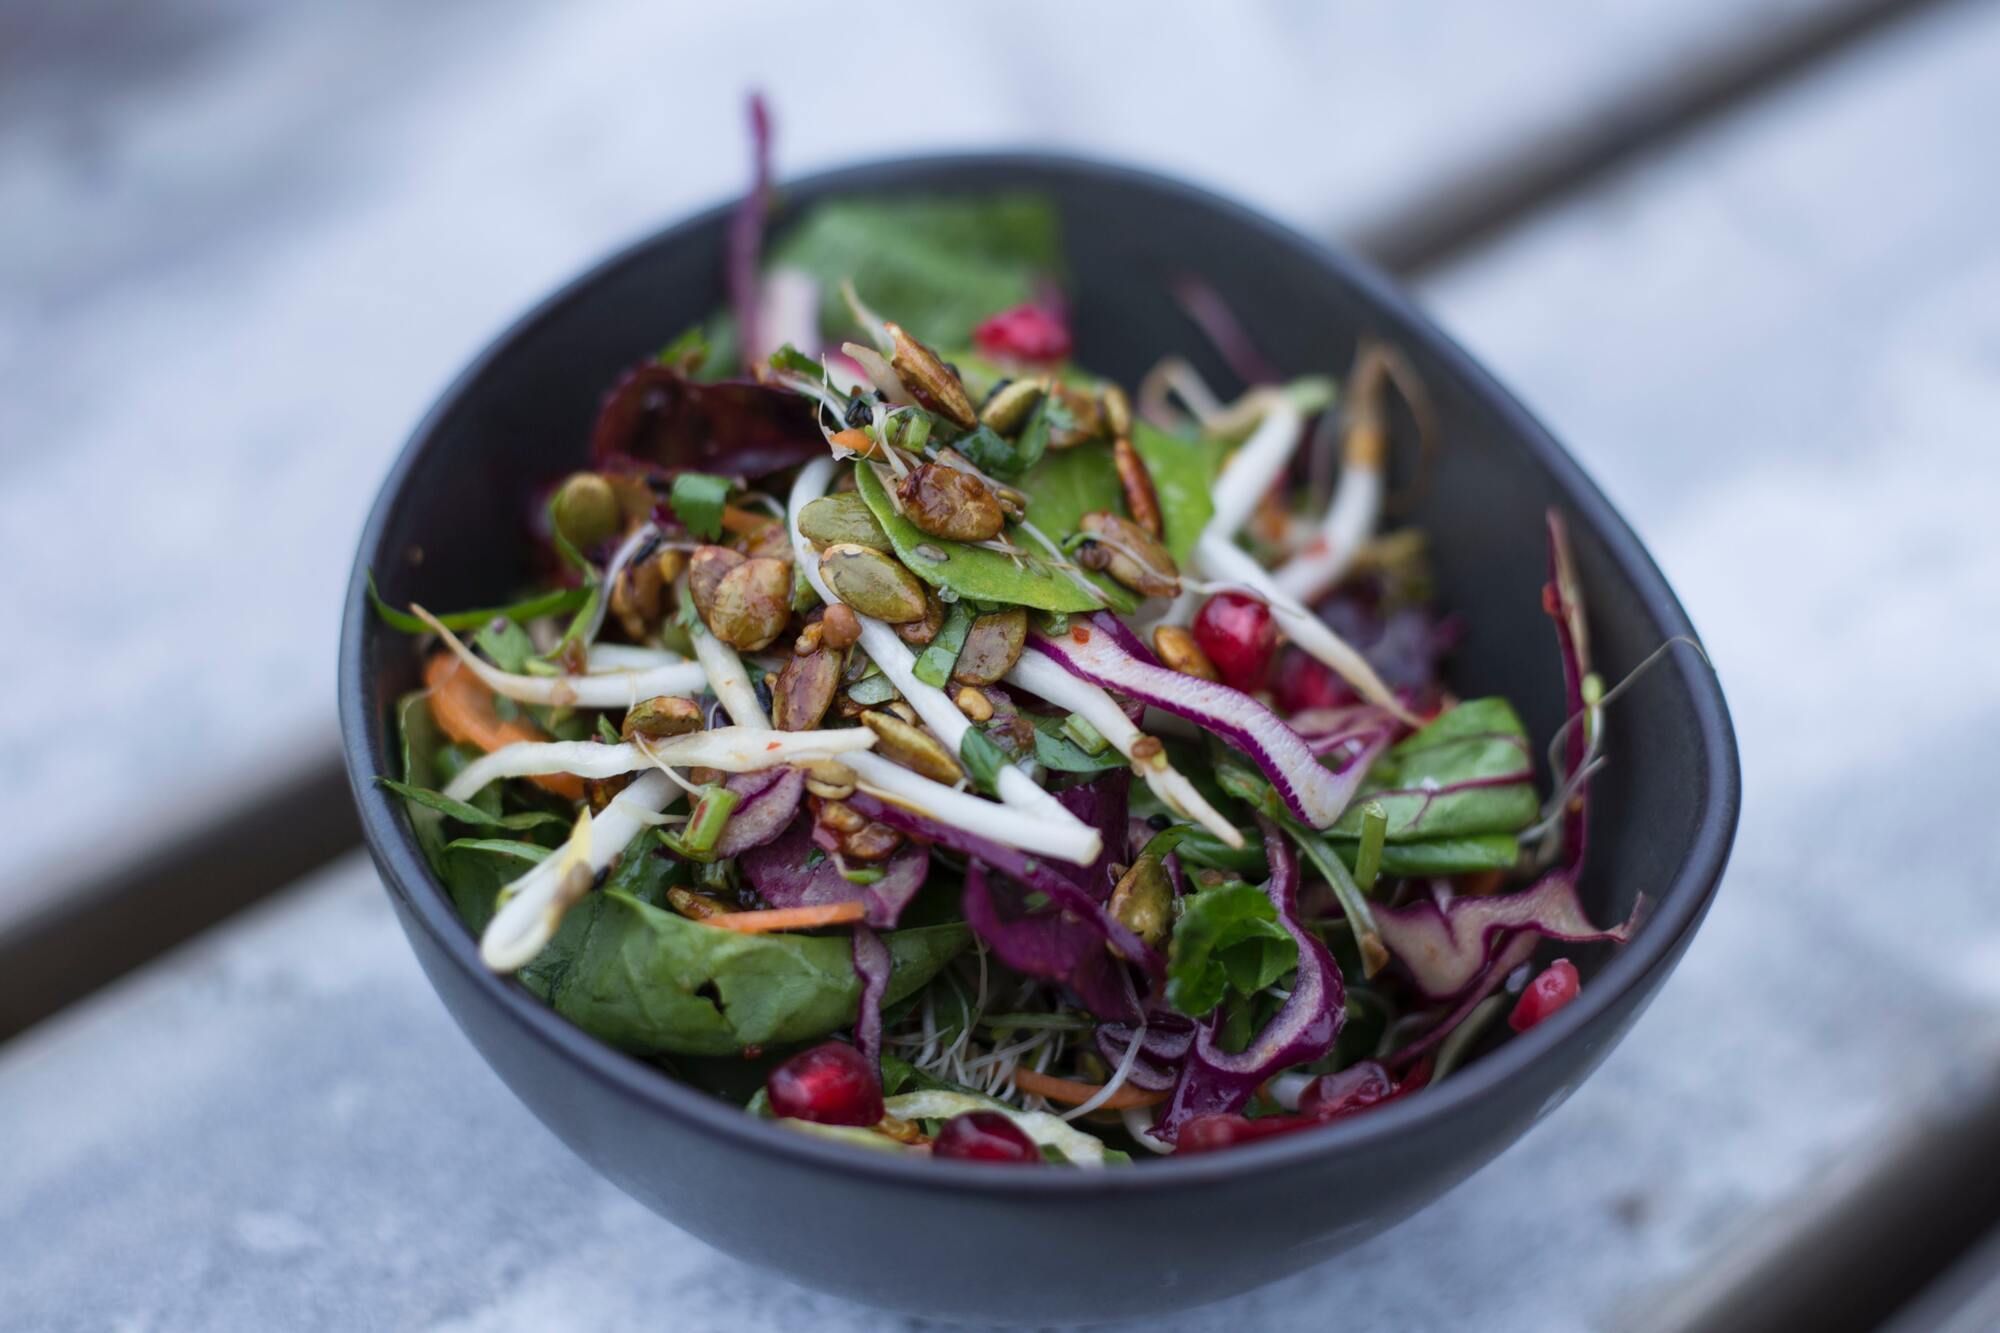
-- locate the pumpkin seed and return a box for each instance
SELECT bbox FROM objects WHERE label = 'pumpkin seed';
[798,493,892,551]
[1113,436,1164,537]
[979,376,1046,435]
[1078,511,1180,598]
[896,587,946,645]
[621,695,702,739]
[772,647,841,731]
[819,543,929,623]
[950,607,1028,686]
[1100,384,1133,439]
[860,709,965,785]
[552,472,620,550]
[1151,625,1218,681]
[687,545,746,623]
[1108,857,1173,947]
[705,557,793,650]
[896,464,1006,543]
[887,322,977,428]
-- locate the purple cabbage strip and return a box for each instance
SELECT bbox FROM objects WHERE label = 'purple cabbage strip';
[1029,619,1372,829]
[850,924,891,1071]
[1052,770,1130,901]
[739,814,929,928]
[845,787,1161,977]
[592,366,829,485]
[1168,273,1281,387]
[1289,704,1401,761]
[727,92,773,373]
[710,766,804,859]
[1159,816,1345,1139]
[1387,931,1540,1072]
[1096,1011,1197,1092]
[962,861,1141,1022]
[1375,870,1645,1001]
[1545,510,1592,872]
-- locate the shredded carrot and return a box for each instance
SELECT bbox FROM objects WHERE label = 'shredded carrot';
[1012,1068,1168,1110]
[705,900,868,934]
[721,504,777,535]
[423,653,584,800]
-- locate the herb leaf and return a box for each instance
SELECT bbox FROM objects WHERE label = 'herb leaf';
[377,778,569,832]
[959,726,1009,796]
[1166,881,1299,1019]
[669,472,733,541]
[367,573,590,636]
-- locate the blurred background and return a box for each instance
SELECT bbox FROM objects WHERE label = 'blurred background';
[4,1,1998,1329]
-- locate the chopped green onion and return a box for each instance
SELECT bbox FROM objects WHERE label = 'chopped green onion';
[959,727,1009,797]
[596,714,622,744]
[1354,801,1388,894]
[913,603,976,687]
[1061,712,1109,755]
[1284,819,1387,977]
[667,784,743,858]
[838,863,885,886]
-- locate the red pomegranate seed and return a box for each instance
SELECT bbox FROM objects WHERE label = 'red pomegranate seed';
[1508,959,1581,1033]
[1176,1112,1322,1154]
[766,1041,884,1126]
[1297,1061,1395,1119]
[1192,593,1278,692]
[932,1111,1041,1164]
[1270,646,1356,715]
[972,303,1072,364]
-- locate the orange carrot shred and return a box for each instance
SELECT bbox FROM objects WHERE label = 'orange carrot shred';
[423,653,584,800]
[1012,1068,1168,1110]
[705,901,868,934]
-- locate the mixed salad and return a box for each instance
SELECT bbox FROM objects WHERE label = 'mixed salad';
[374,117,1644,1165]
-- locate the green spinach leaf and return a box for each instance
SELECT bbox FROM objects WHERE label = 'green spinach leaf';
[669,472,732,541]
[1129,423,1229,564]
[545,892,971,1057]
[768,195,1062,347]
[1329,697,1540,840]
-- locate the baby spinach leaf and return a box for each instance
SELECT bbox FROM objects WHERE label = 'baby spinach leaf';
[1329,697,1540,840]
[1012,442,1124,539]
[545,891,971,1057]
[959,726,1010,796]
[1166,880,1299,1019]
[954,424,1035,479]
[669,471,732,541]
[473,618,536,674]
[769,195,1062,347]
[854,463,1136,613]
[1129,423,1228,564]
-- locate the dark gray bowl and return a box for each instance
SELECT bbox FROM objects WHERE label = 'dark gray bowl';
[339,155,1738,1323]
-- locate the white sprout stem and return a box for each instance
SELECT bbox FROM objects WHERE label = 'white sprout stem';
[1007,650,1243,848]
[1205,394,1302,541]
[581,644,687,672]
[1270,463,1384,602]
[443,727,876,803]
[842,341,918,409]
[1014,517,1111,607]
[578,522,659,647]
[846,752,1100,866]
[687,618,769,727]
[1266,1071,1314,1111]
[1060,1021,1146,1122]
[786,460,1098,853]
[415,607,707,708]
[480,770,680,972]
[1121,1105,1175,1154]
[1194,536,1416,724]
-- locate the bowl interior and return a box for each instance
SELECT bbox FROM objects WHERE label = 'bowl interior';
[342,153,1739,1189]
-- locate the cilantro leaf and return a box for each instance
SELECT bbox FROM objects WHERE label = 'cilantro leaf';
[1166,881,1298,1019]
[669,472,733,542]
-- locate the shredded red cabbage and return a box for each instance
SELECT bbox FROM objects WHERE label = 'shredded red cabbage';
[1375,871,1643,1001]
[1029,617,1377,829]
[739,814,929,928]
[728,92,773,372]
[963,859,1141,1022]
[851,923,891,1070]
[710,766,804,859]
[1168,273,1280,387]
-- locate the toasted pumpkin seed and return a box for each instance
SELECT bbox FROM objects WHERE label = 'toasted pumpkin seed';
[772,647,841,731]
[819,543,928,623]
[1078,512,1180,598]
[687,545,746,622]
[979,376,1047,434]
[552,472,620,550]
[705,557,792,650]
[860,709,964,785]
[950,607,1028,685]
[622,694,702,739]
[1151,625,1219,681]
[896,464,1006,543]
[1108,858,1173,947]
[1101,383,1133,439]
[887,322,977,428]
[1113,436,1164,538]
[798,493,892,551]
